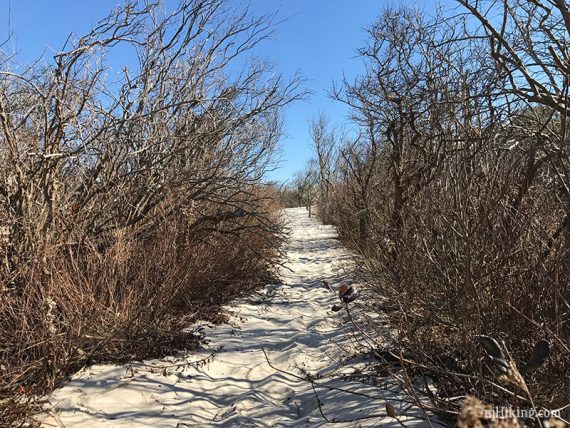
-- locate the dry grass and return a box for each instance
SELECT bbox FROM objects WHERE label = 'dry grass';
[0,193,283,425]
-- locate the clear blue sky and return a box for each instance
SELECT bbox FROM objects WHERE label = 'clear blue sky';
[0,0,445,183]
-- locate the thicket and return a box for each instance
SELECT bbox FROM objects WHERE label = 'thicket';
[312,1,569,421]
[275,160,319,216]
[0,1,301,424]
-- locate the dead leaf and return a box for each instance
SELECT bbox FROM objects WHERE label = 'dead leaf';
[386,403,397,418]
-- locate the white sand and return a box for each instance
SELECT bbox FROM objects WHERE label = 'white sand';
[41,207,437,427]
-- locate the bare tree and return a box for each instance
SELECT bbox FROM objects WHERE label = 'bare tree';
[292,159,319,217]
[309,113,337,201]
[0,0,304,288]
[0,2,306,423]
[331,6,490,264]
[320,2,569,416]
[458,0,570,276]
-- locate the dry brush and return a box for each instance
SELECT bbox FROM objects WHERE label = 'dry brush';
[0,0,302,424]
[316,2,568,424]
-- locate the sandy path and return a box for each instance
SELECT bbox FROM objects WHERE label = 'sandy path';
[42,207,434,427]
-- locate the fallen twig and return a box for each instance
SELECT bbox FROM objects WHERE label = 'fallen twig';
[262,347,455,423]
[128,347,221,371]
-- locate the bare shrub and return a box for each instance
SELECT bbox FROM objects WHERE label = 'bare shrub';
[318,2,569,421]
[0,0,301,424]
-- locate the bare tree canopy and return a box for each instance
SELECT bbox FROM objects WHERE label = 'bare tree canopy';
[0,0,304,279]
[0,1,304,424]
[313,1,569,418]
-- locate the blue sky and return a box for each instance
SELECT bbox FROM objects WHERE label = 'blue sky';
[1,0,445,183]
